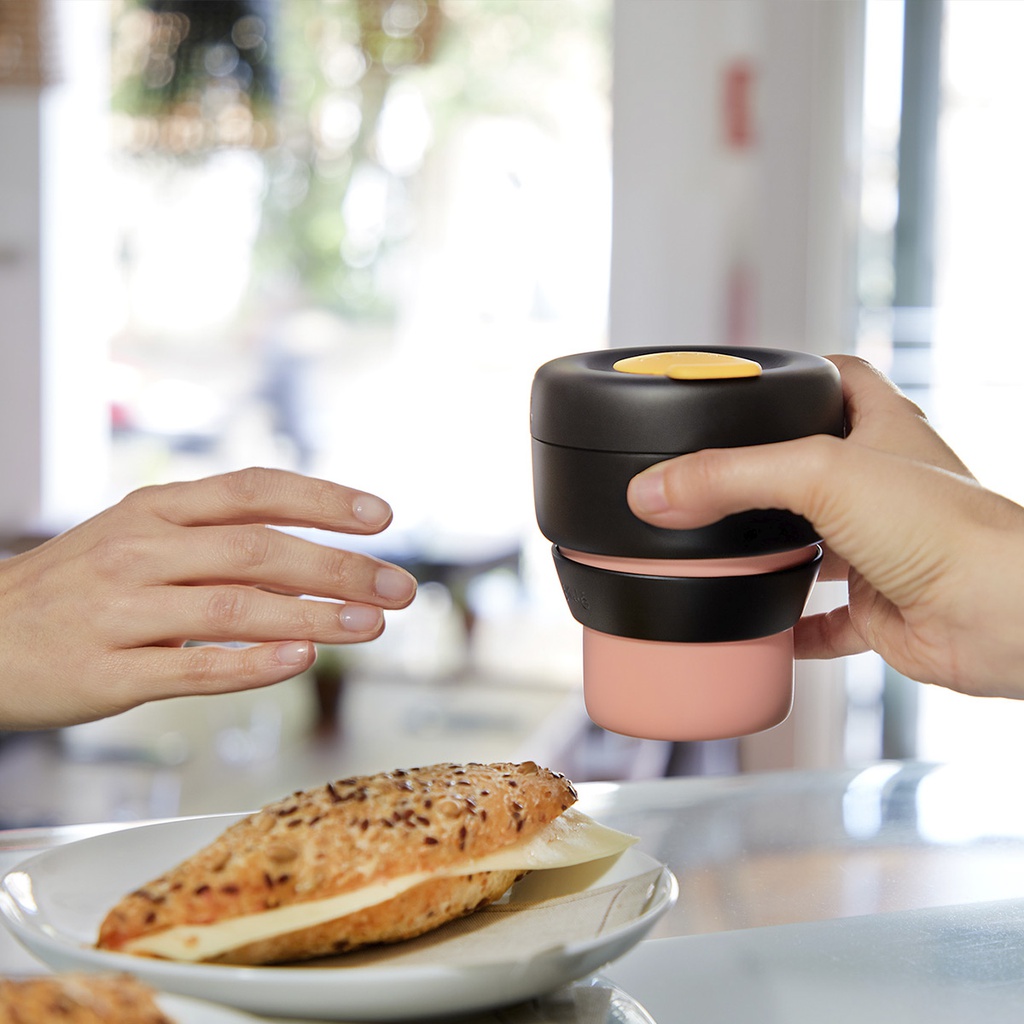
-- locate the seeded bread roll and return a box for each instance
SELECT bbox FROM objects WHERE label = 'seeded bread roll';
[0,973,173,1024]
[97,761,577,965]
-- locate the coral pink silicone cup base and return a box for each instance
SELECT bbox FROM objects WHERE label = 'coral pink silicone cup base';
[582,627,795,741]
[566,546,818,741]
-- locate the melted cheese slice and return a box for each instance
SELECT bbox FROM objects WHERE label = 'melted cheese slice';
[123,808,636,962]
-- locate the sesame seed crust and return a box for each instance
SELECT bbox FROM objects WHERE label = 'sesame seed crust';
[96,761,576,964]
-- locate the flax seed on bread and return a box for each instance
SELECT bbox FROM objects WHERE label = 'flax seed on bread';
[96,761,577,965]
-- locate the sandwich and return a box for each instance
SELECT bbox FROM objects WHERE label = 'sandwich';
[96,761,635,965]
[0,973,173,1024]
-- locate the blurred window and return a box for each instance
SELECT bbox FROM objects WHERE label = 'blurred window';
[105,0,612,559]
[856,0,1024,767]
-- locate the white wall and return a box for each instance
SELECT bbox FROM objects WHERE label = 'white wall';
[609,0,867,769]
[0,0,111,535]
[39,0,114,530]
[0,92,45,531]
[610,0,865,357]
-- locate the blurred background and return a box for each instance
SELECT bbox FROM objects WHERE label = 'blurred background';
[1,0,1023,826]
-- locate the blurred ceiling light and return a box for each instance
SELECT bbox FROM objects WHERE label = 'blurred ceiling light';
[383,0,428,39]
[376,85,432,176]
[231,14,267,52]
[315,93,363,149]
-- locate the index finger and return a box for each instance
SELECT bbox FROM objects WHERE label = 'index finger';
[830,355,972,477]
[125,468,394,535]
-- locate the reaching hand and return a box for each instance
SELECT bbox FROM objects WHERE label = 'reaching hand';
[0,467,417,728]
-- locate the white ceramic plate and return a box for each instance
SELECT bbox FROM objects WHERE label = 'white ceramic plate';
[0,813,676,1021]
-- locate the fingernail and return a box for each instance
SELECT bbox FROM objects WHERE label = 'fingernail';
[276,640,312,666]
[340,604,383,632]
[375,566,416,602]
[352,493,392,528]
[629,470,670,515]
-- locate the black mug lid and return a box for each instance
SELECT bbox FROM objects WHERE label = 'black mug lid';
[530,346,843,453]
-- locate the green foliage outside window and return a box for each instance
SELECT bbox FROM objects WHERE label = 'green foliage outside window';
[110,0,609,320]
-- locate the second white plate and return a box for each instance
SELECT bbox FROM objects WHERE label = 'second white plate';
[157,993,264,1023]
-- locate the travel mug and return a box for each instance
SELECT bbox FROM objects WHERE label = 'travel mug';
[530,347,844,740]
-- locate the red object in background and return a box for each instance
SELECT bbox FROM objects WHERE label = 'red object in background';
[722,59,756,149]
[110,402,132,432]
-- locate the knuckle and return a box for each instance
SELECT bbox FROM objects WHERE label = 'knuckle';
[222,466,274,506]
[691,448,727,487]
[90,533,147,578]
[226,524,273,570]
[292,598,322,635]
[318,548,361,593]
[203,586,252,634]
[668,449,725,505]
[117,482,160,513]
[799,433,838,472]
[180,644,224,688]
[306,477,338,521]
[841,354,873,374]
[797,435,845,520]
[886,396,929,432]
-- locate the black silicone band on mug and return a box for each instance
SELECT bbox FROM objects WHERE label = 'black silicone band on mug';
[532,439,822,558]
[552,545,823,643]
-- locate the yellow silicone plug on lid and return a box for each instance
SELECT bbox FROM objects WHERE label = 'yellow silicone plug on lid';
[612,350,763,380]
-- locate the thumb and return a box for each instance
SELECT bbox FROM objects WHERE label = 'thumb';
[626,434,968,610]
